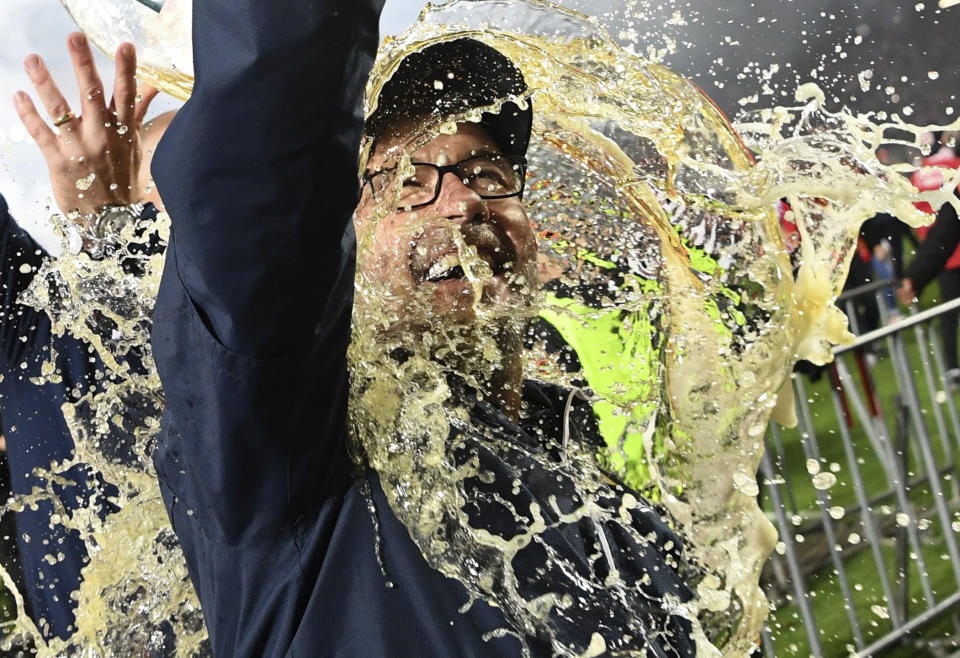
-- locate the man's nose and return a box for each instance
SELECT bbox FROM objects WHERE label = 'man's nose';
[433,171,490,223]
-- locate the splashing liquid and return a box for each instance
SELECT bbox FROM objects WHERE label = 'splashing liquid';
[351,0,959,655]
[60,0,193,101]
[1,214,207,656]
[7,0,959,655]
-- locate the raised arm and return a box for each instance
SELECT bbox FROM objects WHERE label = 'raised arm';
[149,0,385,549]
[152,0,385,354]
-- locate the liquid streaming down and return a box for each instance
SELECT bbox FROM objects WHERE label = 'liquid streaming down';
[2,0,957,654]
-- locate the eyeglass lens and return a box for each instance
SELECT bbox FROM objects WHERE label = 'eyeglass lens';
[373,154,524,209]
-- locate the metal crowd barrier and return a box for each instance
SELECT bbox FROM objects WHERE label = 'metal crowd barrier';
[760,280,960,656]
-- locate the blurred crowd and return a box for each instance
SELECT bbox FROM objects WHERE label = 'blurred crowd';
[825,130,960,380]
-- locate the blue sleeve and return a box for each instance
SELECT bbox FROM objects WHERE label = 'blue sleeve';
[0,194,49,363]
[150,0,384,546]
[0,196,89,641]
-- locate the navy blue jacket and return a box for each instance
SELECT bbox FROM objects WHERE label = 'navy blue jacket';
[0,195,91,639]
[150,2,696,656]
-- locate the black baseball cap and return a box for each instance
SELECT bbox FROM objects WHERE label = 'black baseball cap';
[365,38,533,157]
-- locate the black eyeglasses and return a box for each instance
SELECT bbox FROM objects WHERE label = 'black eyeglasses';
[362,153,527,210]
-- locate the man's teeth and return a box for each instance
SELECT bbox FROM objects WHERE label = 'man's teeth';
[426,254,462,281]
[424,250,501,282]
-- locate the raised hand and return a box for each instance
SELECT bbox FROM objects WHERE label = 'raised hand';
[12,32,159,221]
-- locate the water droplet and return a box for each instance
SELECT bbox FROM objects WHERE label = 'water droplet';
[732,472,759,496]
[75,173,96,191]
[812,472,836,490]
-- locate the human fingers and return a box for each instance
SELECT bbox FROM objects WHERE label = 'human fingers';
[132,85,160,126]
[67,32,107,120]
[12,91,59,157]
[112,43,138,126]
[22,53,75,131]
[896,281,915,305]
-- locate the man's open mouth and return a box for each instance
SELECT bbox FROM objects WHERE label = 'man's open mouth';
[426,254,467,282]
[420,249,505,283]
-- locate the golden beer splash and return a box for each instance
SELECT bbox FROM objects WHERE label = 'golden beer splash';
[1,0,956,655]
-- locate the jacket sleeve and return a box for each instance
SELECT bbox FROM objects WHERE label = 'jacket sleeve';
[905,199,960,295]
[0,194,49,366]
[150,0,385,547]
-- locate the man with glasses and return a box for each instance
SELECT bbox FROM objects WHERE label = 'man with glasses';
[149,1,698,656]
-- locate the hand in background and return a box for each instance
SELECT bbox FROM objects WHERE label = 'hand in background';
[897,278,917,306]
[12,32,159,221]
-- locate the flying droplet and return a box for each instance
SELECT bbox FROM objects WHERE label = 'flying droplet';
[812,472,836,490]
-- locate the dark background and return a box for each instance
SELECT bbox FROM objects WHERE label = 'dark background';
[561,0,958,127]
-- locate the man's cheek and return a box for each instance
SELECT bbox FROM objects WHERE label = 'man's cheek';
[372,234,417,296]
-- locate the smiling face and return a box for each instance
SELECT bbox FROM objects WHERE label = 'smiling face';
[355,122,539,326]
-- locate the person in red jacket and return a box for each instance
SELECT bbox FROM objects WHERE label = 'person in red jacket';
[899,132,960,379]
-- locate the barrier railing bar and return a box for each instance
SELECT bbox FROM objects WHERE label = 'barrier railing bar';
[835,297,960,356]
[834,357,936,608]
[789,463,957,540]
[876,289,895,327]
[829,372,904,628]
[845,298,862,336]
[769,423,800,516]
[910,321,959,497]
[889,332,960,591]
[838,279,898,303]
[760,626,776,658]
[796,408,867,647]
[768,294,960,654]
[760,448,824,655]
[926,327,960,471]
[851,590,960,658]
[833,358,898,484]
